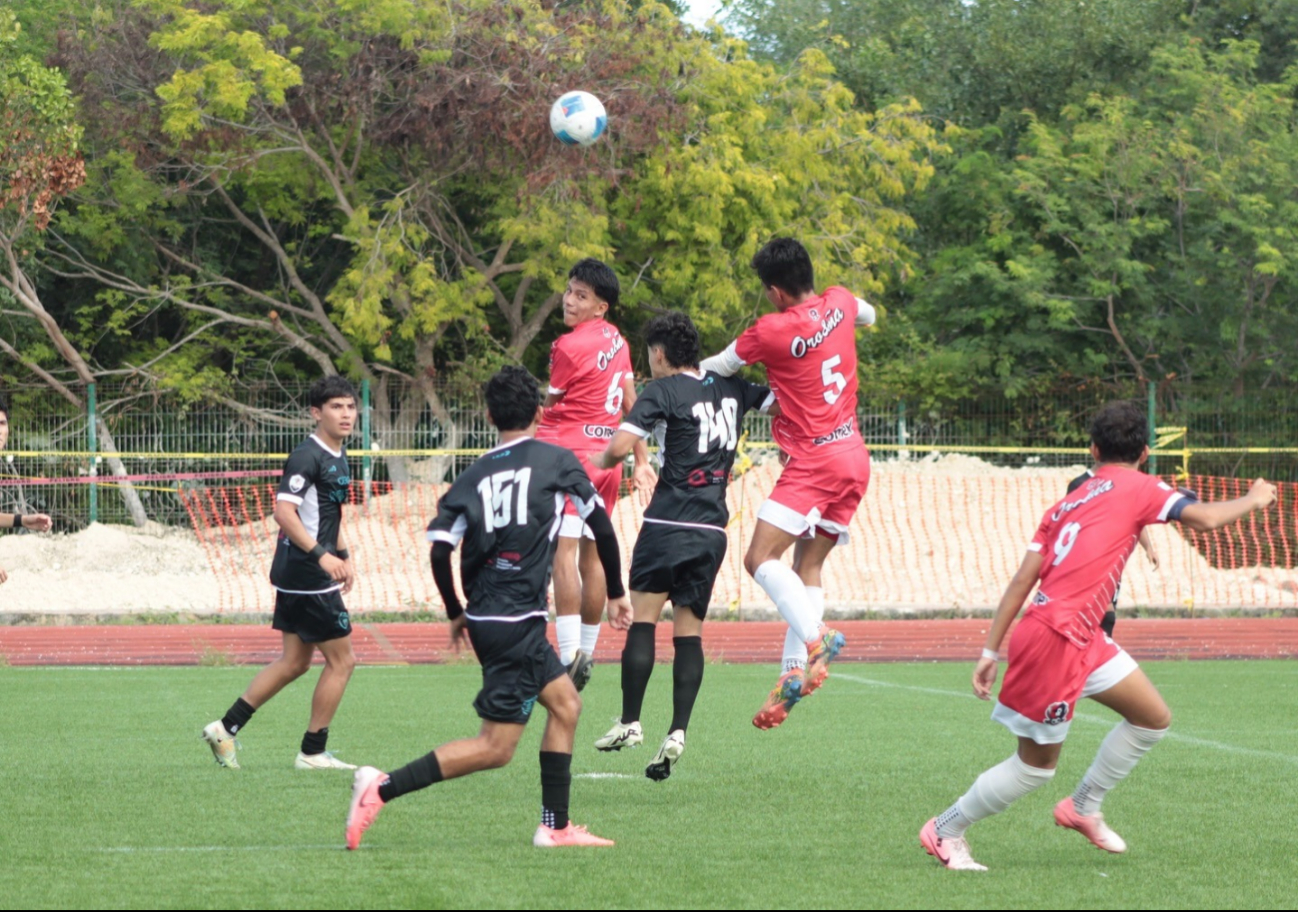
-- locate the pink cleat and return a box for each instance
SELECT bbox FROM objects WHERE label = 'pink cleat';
[1054,798,1127,853]
[919,817,987,872]
[533,822,615,847]
[345,766,387,850]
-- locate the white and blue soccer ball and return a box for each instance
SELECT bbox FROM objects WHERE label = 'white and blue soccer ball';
[550,91,608,147]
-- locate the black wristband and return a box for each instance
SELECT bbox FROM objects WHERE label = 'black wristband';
[309,544,327,562]
[11,513,21,529]
[336,548,351,560]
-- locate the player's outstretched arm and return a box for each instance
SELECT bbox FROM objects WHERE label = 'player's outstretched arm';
[1,512,51,532]
[583,506,631,629]
[1175,479,1276,532]
[974,550,1045,700]
[699,341,746,378]
[273,500,347,584]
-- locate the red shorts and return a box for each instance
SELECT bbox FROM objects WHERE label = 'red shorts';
[992,612,1138,744]
[559,450,622,539]
[758,445,870,545]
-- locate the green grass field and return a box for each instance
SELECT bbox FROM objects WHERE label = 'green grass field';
[2,660,1295,910]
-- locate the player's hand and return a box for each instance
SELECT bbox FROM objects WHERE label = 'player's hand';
[340,558,356,595]
[21,514,52,533]
[632,461,657,494]
[1144,545,1159,570]
[1248,478,1278,509]
[0,565,8,585]
[448,615,468,651]
[972,656,998,700]
[319,553,348,583]
[606,594,633,630]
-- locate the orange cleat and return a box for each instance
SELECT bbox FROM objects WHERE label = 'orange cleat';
[752,669,804,730]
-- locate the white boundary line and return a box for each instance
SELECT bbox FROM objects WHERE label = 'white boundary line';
[96,845,341,853]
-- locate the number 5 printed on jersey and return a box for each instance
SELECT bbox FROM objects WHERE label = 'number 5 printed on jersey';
[821,355,847,404]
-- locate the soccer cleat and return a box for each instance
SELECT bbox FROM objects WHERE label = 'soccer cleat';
[1054,798,1128,853]
[201,720,240,769]
[345,766,387,850]
[594,718,644,752]
[295,751,358,770]
[533,822,615,847]
[645,729,686,782]
[752,669,804,730]
[802,627,846,696]
[566,649,594,692]
[919,817,987,872]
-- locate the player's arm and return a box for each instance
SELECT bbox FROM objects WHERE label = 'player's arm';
[1138,528,1158,569]
[618,376,655,490]
[334,512,355,594]
[582,505,631,629]
[0,512,51,532]
[595,429,641,471]
[428,507,469,648]
[1174,479,1276,531]
[273,489,346,584]
[973,550,1045,700]
[699,340,749,378]
[854,297,878,328]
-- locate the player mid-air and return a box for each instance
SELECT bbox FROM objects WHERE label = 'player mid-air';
[345,366,631,850]
[700,238,876,729]
[591,311,774,779]
[920,401,1277,872]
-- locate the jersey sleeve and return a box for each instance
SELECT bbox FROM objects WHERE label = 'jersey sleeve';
[620,382,669,438]
[739,379,774,415]
[732,323,765,366]
[853,297,877,327]
[426,479,471,547]
[1143,477,1187,525]
[556,449,603,519]
[700,339,749,377]
[276,448,318,505]
[547,337,578,397]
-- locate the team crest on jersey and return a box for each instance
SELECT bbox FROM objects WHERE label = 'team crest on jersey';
[809,308,820,321]
[288,474,306,493]
[1044,701,1070,725]
[602,326,611,338]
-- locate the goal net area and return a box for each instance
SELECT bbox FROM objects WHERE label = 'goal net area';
[176,451,1298,617]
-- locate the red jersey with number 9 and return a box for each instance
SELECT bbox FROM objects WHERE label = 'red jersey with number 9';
[1027,465,1186,649]
[537,318,633,453]
[734,286,863,462]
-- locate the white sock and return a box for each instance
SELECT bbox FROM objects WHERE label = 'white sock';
[1073,721,1167,815]
[754,561,818,643]
[781,586,825,672]
[935,753,1056,839]
[556,615,581,664]
[580,623,601,658]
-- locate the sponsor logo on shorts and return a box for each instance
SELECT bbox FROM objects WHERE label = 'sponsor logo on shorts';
[789,307,845,358]
[813,418,856,447]
[521,696,537,718]
[583,424,616,440]
[288,474,306,493]
[1044,701,1069,725]
[1032,591,1050,606]
[338,611,350,632]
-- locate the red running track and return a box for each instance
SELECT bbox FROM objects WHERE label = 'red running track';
[0,618,1295,666]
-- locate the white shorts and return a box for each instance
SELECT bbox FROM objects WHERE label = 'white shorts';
[558,513,597,541]
[757,499,852,547]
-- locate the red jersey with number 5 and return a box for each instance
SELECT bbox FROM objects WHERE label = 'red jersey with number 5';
[734,286,863,462]
[537,318,633,452]
[1027,465,1186,649]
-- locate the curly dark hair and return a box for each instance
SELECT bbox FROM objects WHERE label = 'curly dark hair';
[309,375,358,410]
[751,237,814,296]
[568,258,620,309]
[643,310,700,370]
[1091,401,1149,464]
[483,365,542,431]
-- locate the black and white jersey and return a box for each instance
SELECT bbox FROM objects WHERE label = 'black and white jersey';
[620,370,772,531]
[270,434,352,594]
[427,437,602,621]
[1067,469,1094,494]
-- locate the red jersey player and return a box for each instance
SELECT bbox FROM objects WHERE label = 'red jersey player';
[700,238,877,729]
[537,258,654,687]
[920,401,1277,872]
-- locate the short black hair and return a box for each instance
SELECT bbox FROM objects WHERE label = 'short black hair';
[1091,401,1149,464]
[0,397,8,421]
[309,375,358,410]
[483,365,542,432]
[751,237,814,296]
[568,258,619,309]
[644,310,700,369]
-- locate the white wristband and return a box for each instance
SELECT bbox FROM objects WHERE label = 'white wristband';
[981,648,999,661]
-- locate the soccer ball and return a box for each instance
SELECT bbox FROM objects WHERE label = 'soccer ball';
[550,91,607,147]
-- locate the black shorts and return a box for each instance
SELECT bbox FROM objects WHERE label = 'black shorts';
[628,522,727,620]
[272,589,351,643]
[467,617,567,725]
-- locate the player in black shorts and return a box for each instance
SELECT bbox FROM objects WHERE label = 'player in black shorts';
[202,376,360,771]
[345,366,631,850]
[591,311,773,780]
[1067,467,1160,635]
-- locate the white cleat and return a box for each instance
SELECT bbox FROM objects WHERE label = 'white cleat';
[201,721,240,770]
[645,729,685,782]
[295,751,358,770]
[594,718,644,752]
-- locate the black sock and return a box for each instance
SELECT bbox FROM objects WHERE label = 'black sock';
[300,727,328,755]
[540,751,571,830]
[620,622,656,724]
[670,636,704,733]
[221,698,255,735]
[379,751,443,803]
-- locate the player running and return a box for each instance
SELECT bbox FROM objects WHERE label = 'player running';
[537,258,654,689]
[699,237,876,729]
[345,366,631,850]
[590,311,774,780]
[919,401,1277,872]
[202,375,360,770]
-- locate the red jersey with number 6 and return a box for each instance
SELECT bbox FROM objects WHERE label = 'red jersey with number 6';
[1027,465,1187,649]
[733,286,863,462]
[537,318,633,453]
